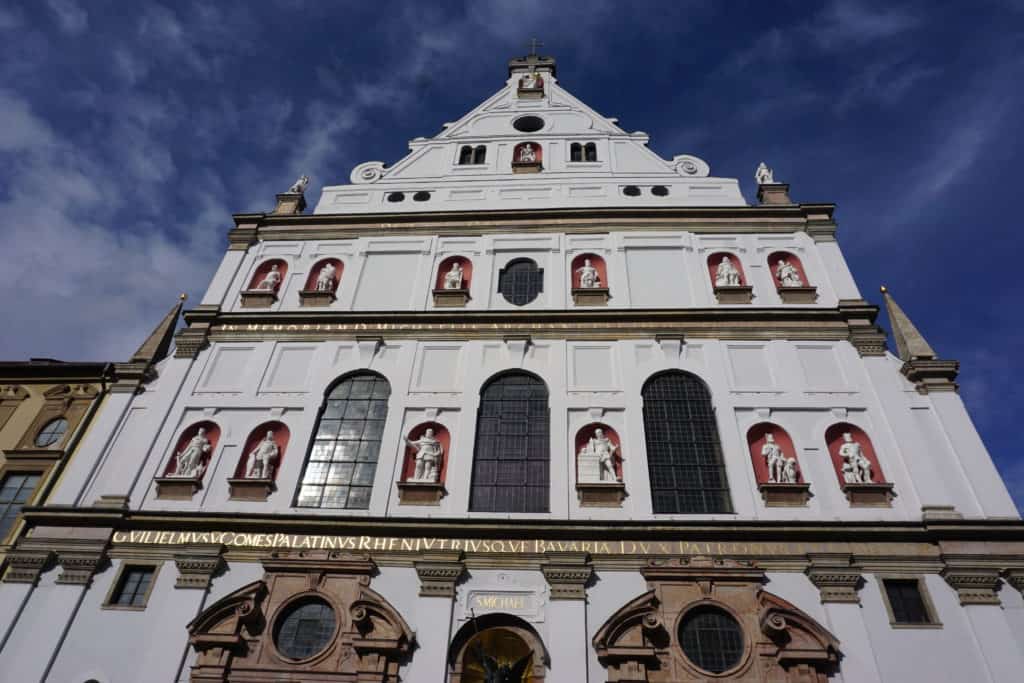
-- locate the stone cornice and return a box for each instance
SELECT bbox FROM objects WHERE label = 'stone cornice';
[413,550,465,597]
[229,203,837,242]
[805,553,863,603]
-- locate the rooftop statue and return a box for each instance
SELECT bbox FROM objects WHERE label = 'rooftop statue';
[288,174,310,194]
[755,161,774,185]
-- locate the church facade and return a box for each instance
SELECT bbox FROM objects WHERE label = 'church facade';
[2,53,1023,682]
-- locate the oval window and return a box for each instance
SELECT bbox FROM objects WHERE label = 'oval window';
[274,598,337,660]
[35,417,69,447]
[651,185,669,196]
[386,192,405,203]
[512,116,545,133]
[413,191,431,202]
[623,185,641,197]
[678,606,744,674]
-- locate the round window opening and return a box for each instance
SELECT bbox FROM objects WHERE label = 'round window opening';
[387,191,405,203]
[651,185,669,196]
[623,185,641,197]
[678,606,744,674]
[273,598,337,660]
[35,417,69,447]
[512,115,545,133]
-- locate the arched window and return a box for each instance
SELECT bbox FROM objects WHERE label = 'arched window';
[473,145,487,164]
[570,142,582,162]
[458,146,473,165]
[296,372,390,510]
[498,258,544,306]
[584,142,598,161]
[642,371,732,514]
[469,372,550,513]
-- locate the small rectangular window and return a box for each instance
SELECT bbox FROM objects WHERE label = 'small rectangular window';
[0,472,41,541]
[883,578,935,625]
[108,565,157,609]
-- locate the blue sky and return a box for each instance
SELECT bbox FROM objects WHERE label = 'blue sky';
[1,0,1022,508]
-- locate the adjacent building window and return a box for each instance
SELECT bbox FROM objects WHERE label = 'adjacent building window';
[0,472,40,540]
[882,578,938,626]
[469,372,550,513]
[498,258,543,306]
[678,607,744,674]
[296,373,390,510]
[274,598,337,660]
[107,565,157,609]
[642,371,733,514]
[35,417,69,447]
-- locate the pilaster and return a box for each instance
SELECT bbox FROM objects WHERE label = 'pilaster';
[413,551,465,598]
[1,549,54,585]
[174,544,226,589]
[541,551,592,600]
[942,559,1002,606]
[805,553,862,603]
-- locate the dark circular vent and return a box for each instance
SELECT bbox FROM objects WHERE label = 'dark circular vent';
[651,185,669,196]
[386,192,405,203]
[623,185,641,197]
[413,191,431,202]
[512,116,545,133]
[678,607,744,674]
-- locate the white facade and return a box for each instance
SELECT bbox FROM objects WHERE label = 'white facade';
[2,54,1022,683]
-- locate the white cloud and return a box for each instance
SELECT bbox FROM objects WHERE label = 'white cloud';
[46,0,88,35]
[0,89,57,151]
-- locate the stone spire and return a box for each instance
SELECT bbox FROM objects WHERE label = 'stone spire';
[130,294,186,365]
[880,286,958,394]
[881,286,936,361]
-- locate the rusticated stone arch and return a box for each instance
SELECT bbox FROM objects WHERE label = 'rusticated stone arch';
[186,553,413,682]
[593,558,840,682]
[447,612,549,682]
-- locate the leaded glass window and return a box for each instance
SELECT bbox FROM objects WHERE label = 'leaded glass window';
[498,259,543,306]
[296,373,390,510]
[35,417,68,447]
[0,472,40,540]
[678,607,744,674]
[642,371,733,514]
[109,566,155,608]
[469,372,549,513]
[274,598,336,659]
[884,579,933,624]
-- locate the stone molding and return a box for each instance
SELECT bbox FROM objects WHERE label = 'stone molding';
[805,553,862,603]
[174,305,220,359]
[838,299,888,357]
[2,549,55,584]
[942,561,1003,606]
[757,182,792,205]
[713,284,754,304]
[413,550,465,597]
[1002,569,1024,596]
[901,359,960,394]
[174,544,226,589]
[541,551,593,600]
[56,550,107,586]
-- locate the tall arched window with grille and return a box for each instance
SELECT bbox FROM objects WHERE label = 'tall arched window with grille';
[295,372,390,510]
[469,372,550,513]
[641,371,733,514]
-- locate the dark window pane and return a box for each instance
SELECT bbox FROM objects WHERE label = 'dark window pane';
[642,372,733,514]
[0,473,40,540]
[498,259,543,306]
[679,607,744,674]
[470,373,549,512]
[111,566,155,608]
[885,579,932,624]
[296,373,390,510]
[274,599,336,659]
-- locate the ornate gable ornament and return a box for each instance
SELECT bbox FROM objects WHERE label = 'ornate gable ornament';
[593,557,840,682]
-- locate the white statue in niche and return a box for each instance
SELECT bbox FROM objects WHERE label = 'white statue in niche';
[443,262,464,289]
[575,258,601,289]
[782,457,799,484]
[405,428,444,483]
[517,143,537,163]
[288,174,310,194]
[578,428,622,483]
[315,262,336,292]
[755,162,774,185]
[172,427,211,479]
[715,256,742,287]
[761,433,786,483]
[838,432,874,484]
[520,71,542,89]
[255,264,282,291]
[246,430,280,480]
[775,259,804,287]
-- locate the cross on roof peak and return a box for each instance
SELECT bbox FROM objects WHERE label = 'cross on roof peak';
[527,38,544,57]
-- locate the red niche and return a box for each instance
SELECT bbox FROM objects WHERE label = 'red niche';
[575,423,623,481]
[707,252,746,286]
[401,422,450,483]
[434,256,473,291]
[570,253,609,289]
[303,258,343,293]
[825,423,886,484]
[768,251,810,289]
[513,141,542,164]
[234,421,290,480]
[247,259,288,292]
[164,421,221,478]
[747,423,801,484]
